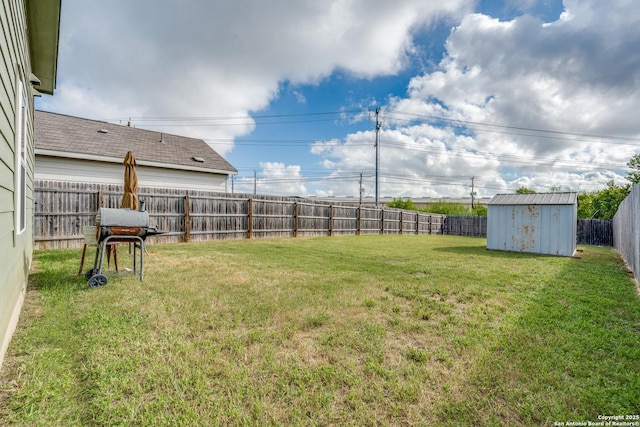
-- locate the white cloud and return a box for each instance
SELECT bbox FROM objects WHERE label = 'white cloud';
[318,0,640,197]
[312,126,506,198]
[40,0,472,156]
[234,162,308,196]
[38,0,640,199]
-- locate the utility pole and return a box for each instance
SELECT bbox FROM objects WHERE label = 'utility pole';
[375,108,381,208]
[359,173,363,205]
[470,176,475,209]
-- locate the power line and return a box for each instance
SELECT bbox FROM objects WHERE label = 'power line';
[106,108,640,145]
[378,138,627,170]
[99,108,634,194]
[386,110,640,144]
[121,117,351,127]
[107,110,361,122]
[231,140,627,172]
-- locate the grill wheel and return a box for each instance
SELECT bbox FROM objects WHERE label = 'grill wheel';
[84,269,97,281]
[88,274,108,287]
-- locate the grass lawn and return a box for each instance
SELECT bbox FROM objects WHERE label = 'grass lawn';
[1,235,639,426]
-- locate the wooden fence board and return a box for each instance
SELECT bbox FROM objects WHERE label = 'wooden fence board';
[441,216,612,246]
[576,219,613,247]
[34,180,608,250]
[34,181,449,248]
[34,180,611,250]
[444,216,487,237]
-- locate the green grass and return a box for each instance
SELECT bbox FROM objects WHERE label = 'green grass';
[1,235,639,426]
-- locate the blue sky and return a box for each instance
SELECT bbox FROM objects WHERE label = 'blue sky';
[37,0,640,199]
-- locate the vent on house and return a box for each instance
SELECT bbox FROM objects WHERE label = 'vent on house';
[192,156,204,163]
[159,133,165,144]
[97,129,109,134]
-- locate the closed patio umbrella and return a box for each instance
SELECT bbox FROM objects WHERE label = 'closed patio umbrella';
[120,151,139,210]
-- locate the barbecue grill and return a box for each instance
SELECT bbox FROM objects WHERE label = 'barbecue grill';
[85,207,162,287]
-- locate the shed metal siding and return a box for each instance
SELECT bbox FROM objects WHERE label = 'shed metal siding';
[487,193,577,256]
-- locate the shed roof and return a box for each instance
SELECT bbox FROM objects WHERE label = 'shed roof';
[35,110,237,174]
[488,192,577,206]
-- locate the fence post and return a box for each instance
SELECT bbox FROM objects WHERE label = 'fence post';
[248,198,253,239]
[98,191,104,208]
[329,205,333,236]
[416,212,419,235]
[381,208,385,235]
[399,211,403,235]
[184,193,191,242]
[357,205,361,236]
[294,201,299,237]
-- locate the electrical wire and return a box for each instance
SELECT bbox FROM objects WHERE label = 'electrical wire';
[386,110,640,144]
[107,108,640,145]
[103,109,634,194]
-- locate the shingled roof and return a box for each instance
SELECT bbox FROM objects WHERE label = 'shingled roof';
[35,110,237,174]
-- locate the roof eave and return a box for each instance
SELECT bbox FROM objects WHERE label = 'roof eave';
[35,149,237,175]
[26,0,61,95]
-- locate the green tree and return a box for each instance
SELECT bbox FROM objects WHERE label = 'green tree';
[577,181,630,219]
[590,181,629,219]
[577,193,595,219]
[471,204,488,216]
[627,153,640,186]
[387,198,416,210]
[516,187,537,194]
[423,201,470,216]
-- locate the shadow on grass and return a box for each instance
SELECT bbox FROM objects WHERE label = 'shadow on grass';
[30,249,89,293]
[432,246,640,425]
[432,245,549,259]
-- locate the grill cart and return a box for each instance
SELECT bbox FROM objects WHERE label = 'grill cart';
[85,207,162,287]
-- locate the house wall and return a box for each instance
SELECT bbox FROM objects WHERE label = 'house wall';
[36,156,230,192]
[0,1,35,369]
[487,204,577,256]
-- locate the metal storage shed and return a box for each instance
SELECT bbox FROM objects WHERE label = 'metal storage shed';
[486,192,577,257]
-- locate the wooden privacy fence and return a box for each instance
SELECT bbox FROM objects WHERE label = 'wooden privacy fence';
[34,181,614,249]
[613,184,640,279]
[34,181,445,249]
[442,216,612,245]
[444,216,487,237]
[576,219,613,247]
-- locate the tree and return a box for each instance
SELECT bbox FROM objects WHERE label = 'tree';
[516,186,536,194]
[423,200,471,216]
[577,193,594,219]
[471,204,488,216]
[577,181,630,219]
[590,181,629,219]
[627,154,640,186]
[387,198,416,210]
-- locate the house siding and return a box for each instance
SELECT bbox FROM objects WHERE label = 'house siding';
[36,156,230,192]
[0,0,35,370]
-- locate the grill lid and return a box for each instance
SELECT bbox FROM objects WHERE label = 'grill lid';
[97,208,149,227]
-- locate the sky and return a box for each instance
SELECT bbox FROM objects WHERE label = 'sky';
[36,0,640,200]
